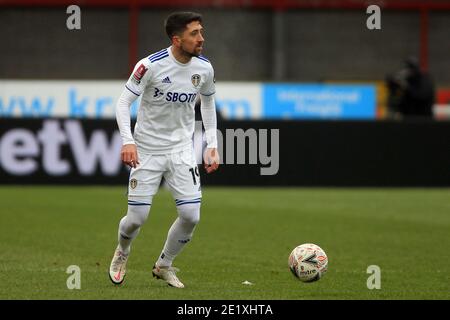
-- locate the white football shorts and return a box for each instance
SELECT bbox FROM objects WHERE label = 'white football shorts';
[127,147,202,202]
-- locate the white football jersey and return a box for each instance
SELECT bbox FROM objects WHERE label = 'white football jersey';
[125,46,215,154]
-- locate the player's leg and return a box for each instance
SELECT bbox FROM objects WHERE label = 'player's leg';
[109,153,163,285]
[117,196,152,255]
[152,148,202,288]
[155,200,200,268]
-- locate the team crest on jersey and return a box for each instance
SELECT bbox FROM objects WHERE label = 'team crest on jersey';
[191,74,201,87]
[132,64,148,84]
[130,178,138,189]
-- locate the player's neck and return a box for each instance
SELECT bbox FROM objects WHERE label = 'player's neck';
[170,46,192,64]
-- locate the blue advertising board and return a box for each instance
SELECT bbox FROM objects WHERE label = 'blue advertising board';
[263,84,376,119]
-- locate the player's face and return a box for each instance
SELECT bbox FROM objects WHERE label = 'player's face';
[178,21,204,57]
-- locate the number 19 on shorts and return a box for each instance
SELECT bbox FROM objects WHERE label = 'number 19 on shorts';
[189,167,200,185]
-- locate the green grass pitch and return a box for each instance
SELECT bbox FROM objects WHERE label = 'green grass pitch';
[0,186,449,300]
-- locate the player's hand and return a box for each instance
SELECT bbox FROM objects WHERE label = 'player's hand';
[203,148,220,174]
[121,144,140,168]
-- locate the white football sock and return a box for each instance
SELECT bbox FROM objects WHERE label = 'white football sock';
[118,199,151,254]
[156,201,200,267]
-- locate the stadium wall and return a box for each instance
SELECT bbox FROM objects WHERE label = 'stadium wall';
[1,8,450,84]
[1,119,449,186]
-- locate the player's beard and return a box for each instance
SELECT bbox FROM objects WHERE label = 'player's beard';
[180,43,201,58]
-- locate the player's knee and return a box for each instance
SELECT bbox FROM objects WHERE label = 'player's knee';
[119,216,141,236]
[126,202,151,228]
[183,214,200,226]
[131,211,149,227]
[179,212,200,226]
[177,202,200,226]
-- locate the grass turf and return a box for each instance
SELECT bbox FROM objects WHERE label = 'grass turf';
[0,186,449,300]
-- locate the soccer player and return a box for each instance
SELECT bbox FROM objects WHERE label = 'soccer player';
[109,12,219,288]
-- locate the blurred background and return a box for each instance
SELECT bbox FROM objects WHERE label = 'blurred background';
[0,0,449,186]
[0,0,449,301]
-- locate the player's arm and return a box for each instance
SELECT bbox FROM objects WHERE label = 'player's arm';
[200,93,219,174]
[116,59,151,168]
[116,89,139,168]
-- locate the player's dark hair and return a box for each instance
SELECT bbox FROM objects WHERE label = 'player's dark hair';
[165,12,203,40]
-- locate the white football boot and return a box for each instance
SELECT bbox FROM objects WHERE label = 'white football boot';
[109,246,129,285]
[152,265,185,288]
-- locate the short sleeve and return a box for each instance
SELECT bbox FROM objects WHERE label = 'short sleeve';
[125,58,152,96]
[200,66,216,96]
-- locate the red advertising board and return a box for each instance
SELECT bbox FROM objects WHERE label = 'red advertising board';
[435,89,450,120]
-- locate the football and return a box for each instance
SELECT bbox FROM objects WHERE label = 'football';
[288,243,328,282]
